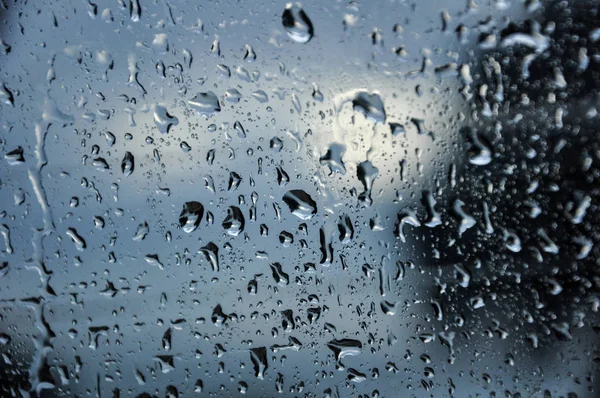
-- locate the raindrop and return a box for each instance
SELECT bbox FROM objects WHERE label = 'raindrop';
[153,104,179,134]
[121,151,134,176]
[189,91,221,117]
[282,190,317,220]
[282,4,314,44]
[270,262,290,286]
[222,206,245,236]
[200,242,219,272]
[327,339,362,362]
[352,91,386,123]
[251,90,269,103]
[132,221,149,241]
[179,202,204,233]
[249,347,268,379]
[66,228,86,251]
[5,147,24,165]
[180,141,191,152]
[225,88,242,103]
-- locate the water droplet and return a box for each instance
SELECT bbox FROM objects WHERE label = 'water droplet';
[0,83,14,106]
[503,229,522,252]
[180,141,192,152]
[282,190,317,220]
[153,104,179,134]
[222,206,245,236]
[66,228,86,251]
[276,166,290,186]
[179,202,204,233]
[238,381,248,394]
[244,44,256,62]
[211,304,230,327]
[357,161,379,207]
[189,91,221,117]
[394,209,420,242]
[270,137,283,152]
[121,151,134,176]
[5,147,24,165]
[225,88,242,103]
[352,91,386,123]
[465,128,493,165]
[233,121,246,138]
[132,221,149,241]
[145,254,164,270]
[338,215,354,243]
[270,262,290,286]
[93,216,105,229]
[200,242,219,272]
[249,347,268,379]
[251,90,269,103]
[389,123,405,136]
[312,83,324,102]
[282,4,314,44]
[347,368,367,383]
[92,157,110,171]
[453,199,476,236]
[327,339,362,362]
[320,143,346,174]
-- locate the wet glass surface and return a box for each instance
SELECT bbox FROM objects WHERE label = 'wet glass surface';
[0,0,599,397]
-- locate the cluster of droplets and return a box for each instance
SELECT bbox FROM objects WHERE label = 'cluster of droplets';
[0,0,599,397]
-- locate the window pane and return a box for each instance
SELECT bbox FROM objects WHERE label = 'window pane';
[0,0,599,397]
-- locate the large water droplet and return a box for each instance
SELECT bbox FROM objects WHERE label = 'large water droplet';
[179,202,204,233]
[465,127,493,165]
[282,4,314,44]
[222,206,245,236]
[200,242,219,272]
[188,91,221,117]
[121,151,134,176]
[66,228,86,251]
[352,92,386,123]
[249,347,268,379]
[133,221,149,241]
[327,339,362,362]
[270,262,290,286]
[320,143,346,174]
[282,190,317,220]
[357,161,379,207]
[5,147,24,165]
[153,104,179,134]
